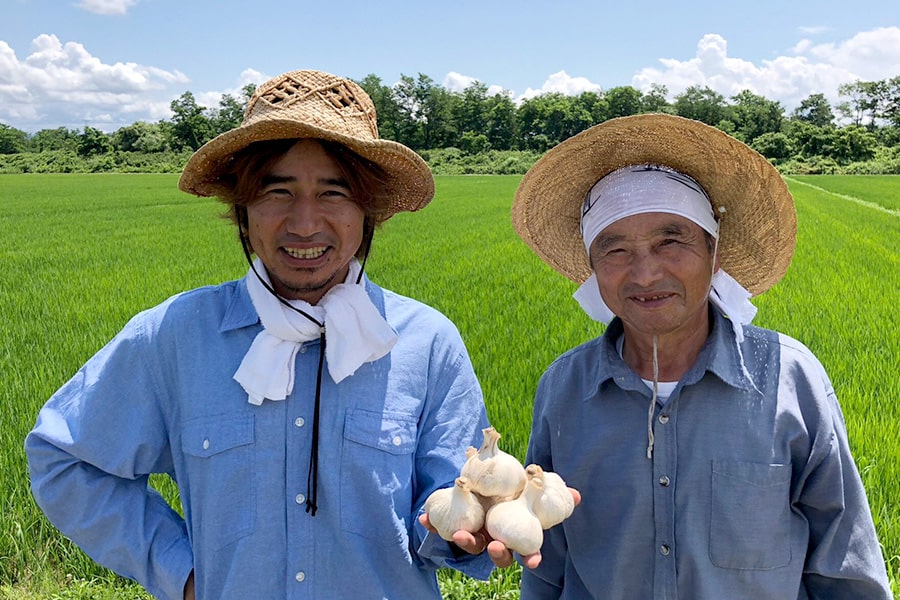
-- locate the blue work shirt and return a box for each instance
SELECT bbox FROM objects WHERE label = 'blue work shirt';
[522,308,891,599]
[26,274,493,599]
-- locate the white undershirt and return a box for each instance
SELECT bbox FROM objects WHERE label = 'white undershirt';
[616,334,678,404]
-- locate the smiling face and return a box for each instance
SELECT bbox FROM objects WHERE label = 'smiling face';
[589,212,717,344]
[246,139,366,304]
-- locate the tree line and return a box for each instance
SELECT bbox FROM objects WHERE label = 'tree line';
[2,73,900,175]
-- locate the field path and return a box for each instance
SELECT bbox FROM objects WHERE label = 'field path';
[785,176,900,218]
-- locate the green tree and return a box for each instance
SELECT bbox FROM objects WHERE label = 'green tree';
[641,84,672,114]
[210,87,251,136]
[791,93,835,128]
[785,120,837,158]
[604,86,643,119]
[357,74,403,142]
[168,91,214,151]
[730,90,784,143]
[112,121,169,153]
[751,131,792,162]
[831,125,878,163]
[485,92,516,150]
[0,123,27,154]
[77,126,112,157]
[673,85,728,125]
[26,127,78,152]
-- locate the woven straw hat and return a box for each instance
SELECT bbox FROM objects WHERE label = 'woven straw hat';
[178,69,434,215]
[511,113,796,296]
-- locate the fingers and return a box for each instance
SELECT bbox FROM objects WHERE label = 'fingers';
[452,529,487,554]
[487,540,515,568]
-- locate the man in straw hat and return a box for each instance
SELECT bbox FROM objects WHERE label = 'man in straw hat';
[26,69,494,599]
[502,114,891,598]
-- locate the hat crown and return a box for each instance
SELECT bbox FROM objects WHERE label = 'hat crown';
[243,70,379,140]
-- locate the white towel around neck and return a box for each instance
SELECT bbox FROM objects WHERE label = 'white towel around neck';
[234,257,398,405]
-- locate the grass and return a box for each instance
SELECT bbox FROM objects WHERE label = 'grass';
[1,173,898,598]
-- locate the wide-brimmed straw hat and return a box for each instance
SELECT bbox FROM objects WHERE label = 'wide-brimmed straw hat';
[511,113,797,296]
[178,69,434,215]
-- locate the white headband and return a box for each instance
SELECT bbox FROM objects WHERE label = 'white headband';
[580,164,719,256]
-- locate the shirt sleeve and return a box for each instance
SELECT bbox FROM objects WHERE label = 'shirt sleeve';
[520,366,566,599]
[24,315,193,600]
[789,347,892,598]
[409,328,494,580]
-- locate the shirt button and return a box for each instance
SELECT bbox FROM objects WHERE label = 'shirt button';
[299,345,308,354]
[295,493,306,505]
[660,544,671,556]
[659,475,670,487]
[392,435,403,447]
[202,439,210,450]
[658,414,669,424]
[294,417,305,427]
[295,571,306,582]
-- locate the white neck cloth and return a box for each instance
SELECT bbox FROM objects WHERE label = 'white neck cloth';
[234,257,398,405]
[575,164,757,341]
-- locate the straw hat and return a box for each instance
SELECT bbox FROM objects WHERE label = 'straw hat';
[511,113,796,296]
[178,69,434,215]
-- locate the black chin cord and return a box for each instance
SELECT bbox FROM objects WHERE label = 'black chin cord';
[239,231,372,517]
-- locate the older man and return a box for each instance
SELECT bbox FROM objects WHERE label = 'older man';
[26,69,492,600]
[507,114,891,598]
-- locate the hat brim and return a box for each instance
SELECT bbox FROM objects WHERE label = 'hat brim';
[178,119,435,215]
[511,114,796,296]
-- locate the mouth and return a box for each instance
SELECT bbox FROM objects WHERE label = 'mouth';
[629,292,676,307]
[283,246,328,260]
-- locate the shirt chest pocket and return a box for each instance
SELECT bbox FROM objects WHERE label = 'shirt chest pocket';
[709,460,791,570]
[340,409,417,543]
[181,414,256,549]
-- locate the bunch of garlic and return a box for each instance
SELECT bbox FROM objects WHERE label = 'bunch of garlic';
[424,427,575,554]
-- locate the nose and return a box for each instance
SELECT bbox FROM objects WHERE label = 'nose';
[628,250,664,287]
[284,196,323,236]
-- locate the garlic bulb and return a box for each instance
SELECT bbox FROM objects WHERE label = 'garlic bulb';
[485,476,544,555]
[424,477,485,541]
[460,427,526,499]
[524,464,575,529]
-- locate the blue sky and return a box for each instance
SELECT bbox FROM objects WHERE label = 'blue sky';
[2,0,899,133]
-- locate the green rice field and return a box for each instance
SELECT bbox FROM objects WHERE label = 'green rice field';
[1,173,899,598]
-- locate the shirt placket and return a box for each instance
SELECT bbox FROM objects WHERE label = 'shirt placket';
[286,341,316,598]
[652,398,678,599]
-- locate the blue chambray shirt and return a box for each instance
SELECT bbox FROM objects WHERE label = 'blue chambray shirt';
[522,309,891,600]
[26,274,493,600]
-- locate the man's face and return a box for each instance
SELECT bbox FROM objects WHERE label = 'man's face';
[589,212,716,339]
[247,139,365,305]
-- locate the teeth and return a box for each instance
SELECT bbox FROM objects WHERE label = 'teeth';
[285,247,326,259]
[636,295,668,302]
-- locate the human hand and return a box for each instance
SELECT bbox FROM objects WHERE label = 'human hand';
[418,512,489,554]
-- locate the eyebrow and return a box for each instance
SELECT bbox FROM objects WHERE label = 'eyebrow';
[260,174,350,188]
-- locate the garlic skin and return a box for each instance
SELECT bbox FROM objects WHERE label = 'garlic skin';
[485,477,544,555]
[460,427,527,499]
[424,477,485,541]
[524,464,575,529]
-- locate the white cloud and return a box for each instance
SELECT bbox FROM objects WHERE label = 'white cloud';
[632,28,900,110]
[75,0,138,16]
[0,34,189,132]
[518,70,603,101]
[798,25,828,35]
[442,71,508,97]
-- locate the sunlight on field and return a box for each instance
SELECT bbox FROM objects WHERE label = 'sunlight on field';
[1,173,898,598]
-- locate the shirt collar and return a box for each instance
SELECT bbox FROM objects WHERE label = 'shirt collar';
[599,306,753,394]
